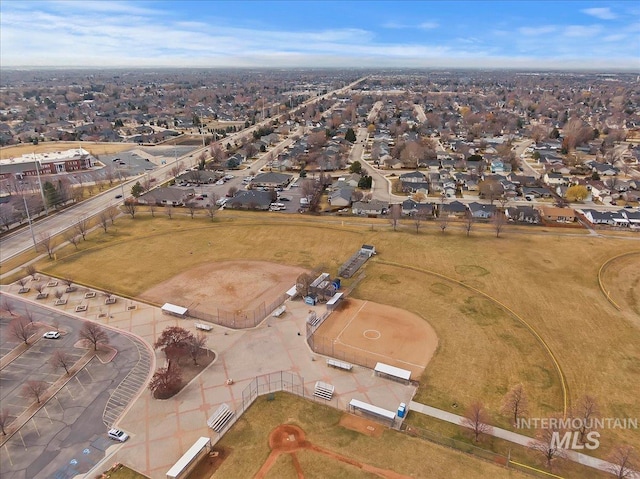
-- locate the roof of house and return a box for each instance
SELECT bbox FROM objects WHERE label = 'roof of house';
[227,190,272,208]
[538,205,576,217]
[251,172,292,185]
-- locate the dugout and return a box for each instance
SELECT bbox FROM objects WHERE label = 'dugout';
[161,303,188,318]
[348,398,396,427]
[166,436,211,479]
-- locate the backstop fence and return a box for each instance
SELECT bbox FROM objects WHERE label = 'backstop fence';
[188,292,288,329]
[307,334,382,370]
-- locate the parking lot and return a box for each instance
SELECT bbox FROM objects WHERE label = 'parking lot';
[175,169,307,213]
[0,296,148,479]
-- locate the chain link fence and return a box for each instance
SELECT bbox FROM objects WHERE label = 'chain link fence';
[189,292,288,329]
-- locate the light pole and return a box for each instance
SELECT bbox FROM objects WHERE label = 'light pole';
[20,188,37,251]
[32,153,48,215]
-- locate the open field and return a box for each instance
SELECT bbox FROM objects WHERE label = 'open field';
[407,412,610,479]
[314,298,437,377]
[0,141,134,157]
[32,213,640,457]
[214,392,530,478]
[140,260,304,312]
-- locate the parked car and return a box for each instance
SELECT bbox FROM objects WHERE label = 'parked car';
[43,331,60,339]
[115,194,123,199]
[108,428,129,442]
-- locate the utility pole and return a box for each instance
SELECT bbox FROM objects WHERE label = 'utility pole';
[32,153,48,215]
[21,190,37,251]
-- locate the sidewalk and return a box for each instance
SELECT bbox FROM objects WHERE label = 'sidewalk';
[409,401,635,477]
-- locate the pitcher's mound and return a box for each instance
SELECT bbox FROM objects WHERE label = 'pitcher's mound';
[269,424,308,452]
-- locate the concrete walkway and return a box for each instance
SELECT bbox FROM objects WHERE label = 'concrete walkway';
[409,401,638,477]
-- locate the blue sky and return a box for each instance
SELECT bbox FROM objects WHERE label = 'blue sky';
[1,1,639,69]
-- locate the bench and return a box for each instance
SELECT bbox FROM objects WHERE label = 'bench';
[314,381,335,401]
[207,403,234,432]
[194,323,213,331]
[307,312,321,327]
[327,358,353,371]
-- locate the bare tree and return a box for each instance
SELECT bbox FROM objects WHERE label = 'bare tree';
[493,211,507,238]
[38,232,55,259]
[389,204,402,231]
[412,211,425,234]
[33,282,45,296]
[296,272,314,298]
[79,322,109,351]
[188,333,208,366]
[165,204,173,219]
[154,326,194,368]
[50,350,73,375]
[149,202,156,217]
[106,205,119,224]
[54,289,64,301]
[0,409,10,435]
[22,380,48,404]
[574,395,599,444]
[25,264,37,280]
[186,201,197,219]
[206,203,217,222]
[1,297,15,316]
[23,307,35,323]
[148,366,182,399]
[607,445,638,479]
[501,384,528,426]
[10,317,32,344]
[462,401,492,442]
[124,199,137,219]
[75,217,89,240]
[530,420,566,470]
[64,230,80,250]
[464,212,474,237]
[98,211,109,232]
[227,186,238,198]
[437,214,449,233]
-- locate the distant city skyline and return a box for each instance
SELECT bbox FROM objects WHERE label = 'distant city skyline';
[1,1,639,70]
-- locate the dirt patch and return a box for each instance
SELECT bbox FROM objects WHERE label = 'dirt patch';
[256,424,412,479]
[269,424,308,451]
[140,260,306,313]
[313,298,438,378]
[339,413,383,437]
[187,446,230,479]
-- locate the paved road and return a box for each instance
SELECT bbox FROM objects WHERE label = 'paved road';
[414,104,427,123]
[0,77,368,266]
[409,401,637,477]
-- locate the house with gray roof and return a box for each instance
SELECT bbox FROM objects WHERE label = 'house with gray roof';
[226,190,272,210]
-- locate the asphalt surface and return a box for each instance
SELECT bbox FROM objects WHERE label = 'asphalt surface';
[0,296,147,479]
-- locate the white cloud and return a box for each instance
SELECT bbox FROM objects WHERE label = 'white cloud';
[382,21,438,30]
[564,25,602,37]
[518,26,557,36]
[418,22,439,30]
[581,7,617,20]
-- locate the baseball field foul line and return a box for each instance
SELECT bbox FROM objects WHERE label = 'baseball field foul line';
[375,259,569,417]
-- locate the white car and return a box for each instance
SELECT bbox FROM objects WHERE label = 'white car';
[43,331,60,339]
[108,428,129,442]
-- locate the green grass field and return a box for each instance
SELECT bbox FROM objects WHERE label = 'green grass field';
[33,212,640,461]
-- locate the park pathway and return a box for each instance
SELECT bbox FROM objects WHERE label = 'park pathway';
[409,401,637,477]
